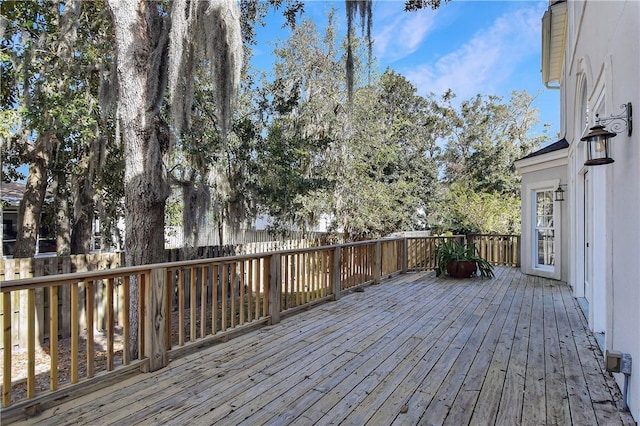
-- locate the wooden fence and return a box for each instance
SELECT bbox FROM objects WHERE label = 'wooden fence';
[0,234,520,421]
[164,227,333,249]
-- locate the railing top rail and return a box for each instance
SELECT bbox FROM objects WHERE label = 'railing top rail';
[467,234,520,237]
[405,235,465,240]
[338,237,404,248]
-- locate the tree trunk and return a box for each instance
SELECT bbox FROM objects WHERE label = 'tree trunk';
[14,134,55,258]
[71,172,94,254]
[52,170,71,256]
[108,0,171,359]
[182,181,199,260]
[71,177,94,254]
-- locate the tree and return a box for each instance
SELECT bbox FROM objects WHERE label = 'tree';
[2,0,120,256]
[106,0,242,356]
[432,182,521,234]
[334,70,442,239]
[434,90,548,233]
[441,90,546,194]
[249,11,345,232]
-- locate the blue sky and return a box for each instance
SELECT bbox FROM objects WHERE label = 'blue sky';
[253,0,559,142]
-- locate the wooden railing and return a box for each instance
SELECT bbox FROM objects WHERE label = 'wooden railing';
[468,234,520,267]
[0,234,519,421]
[0,237,328,351]
[407,235,465,271]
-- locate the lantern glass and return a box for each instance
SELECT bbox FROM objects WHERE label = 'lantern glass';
[581,125,616,166]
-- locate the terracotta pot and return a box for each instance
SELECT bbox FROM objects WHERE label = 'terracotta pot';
[446,260,477,278]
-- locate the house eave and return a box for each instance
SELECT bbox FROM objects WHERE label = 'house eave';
[541,1,567,88]
[515,148,568,175]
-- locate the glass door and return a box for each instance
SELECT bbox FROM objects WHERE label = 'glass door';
[534,190,555,271]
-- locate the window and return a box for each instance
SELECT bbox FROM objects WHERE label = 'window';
[534,190,555,270]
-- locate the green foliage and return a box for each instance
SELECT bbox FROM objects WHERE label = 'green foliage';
[2,0,121,252]
[440,91,545,194]
[431,182,521,235]
[334,70,441,239]
[434,239,495,278]
[251,123,331,231]
[432,90,546,234]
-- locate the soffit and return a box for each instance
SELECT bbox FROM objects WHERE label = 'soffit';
[542,1,568,88]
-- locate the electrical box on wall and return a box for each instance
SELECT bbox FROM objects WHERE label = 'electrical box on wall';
[620,353,632,375]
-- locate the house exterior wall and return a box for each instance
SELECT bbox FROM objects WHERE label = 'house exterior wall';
[517,160,568,282]
[559,1,639,419]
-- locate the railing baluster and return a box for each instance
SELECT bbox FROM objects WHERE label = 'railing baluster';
[71,282,79,383]
[262,258,269,317]
[106,278,114,371]
[2,291,12,407]
[200,266,207,338]
[254,259,260,320]
[283,255,289,310]
[221,263,228,332]
[190,267,197,341]
[123,276,130,365]
[296,253,302,306]
[86,281,94,378]
[178,269,185,346]
[239,261,245,324]
[212,264,218,333]
[312,252,317,300]
[231,262,237,328]
[139,273,147,360]
[247,260,253,323]
[165,271,172,351]
[27,288,35,398]
[50,285,59,390]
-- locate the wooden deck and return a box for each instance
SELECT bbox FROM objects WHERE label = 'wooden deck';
[14,267,634,425]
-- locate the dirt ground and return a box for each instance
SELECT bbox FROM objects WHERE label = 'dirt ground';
[1,328,125,405]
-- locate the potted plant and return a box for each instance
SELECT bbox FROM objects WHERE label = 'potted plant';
[434,239,495,279]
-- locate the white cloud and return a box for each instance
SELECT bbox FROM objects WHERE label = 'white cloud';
[403,5,544,100]
[373,8,437,62]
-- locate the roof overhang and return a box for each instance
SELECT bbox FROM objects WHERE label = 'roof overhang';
[515,147,568,175]
[541,1,567,89]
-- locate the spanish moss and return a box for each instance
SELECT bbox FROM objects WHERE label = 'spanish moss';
[345,0,372,103]
[168,0,243,140]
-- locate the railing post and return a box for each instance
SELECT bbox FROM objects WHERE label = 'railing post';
[144,267,168,372]
[332,246,342,300]
[402,238,408,274]
[373,241,382,284]
[268,254,281,325]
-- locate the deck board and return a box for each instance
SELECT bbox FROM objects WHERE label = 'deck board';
[12,267,634,426]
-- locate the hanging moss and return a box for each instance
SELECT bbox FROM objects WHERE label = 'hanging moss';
[345,0,372,103]
[168,0,243,139]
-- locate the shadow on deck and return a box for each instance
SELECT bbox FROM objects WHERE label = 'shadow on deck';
[14,267,634,425]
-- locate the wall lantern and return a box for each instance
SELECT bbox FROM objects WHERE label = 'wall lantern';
[554,184,566,202]
[581,102,632,166]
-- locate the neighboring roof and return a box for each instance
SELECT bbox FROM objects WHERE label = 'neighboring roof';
[0,182,26,207]
[519,138,569,160]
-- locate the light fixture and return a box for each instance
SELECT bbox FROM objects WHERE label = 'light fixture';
[554,184,566,202]
[581,102,632,166]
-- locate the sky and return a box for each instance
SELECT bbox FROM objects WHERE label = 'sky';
[253,0,560,143]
